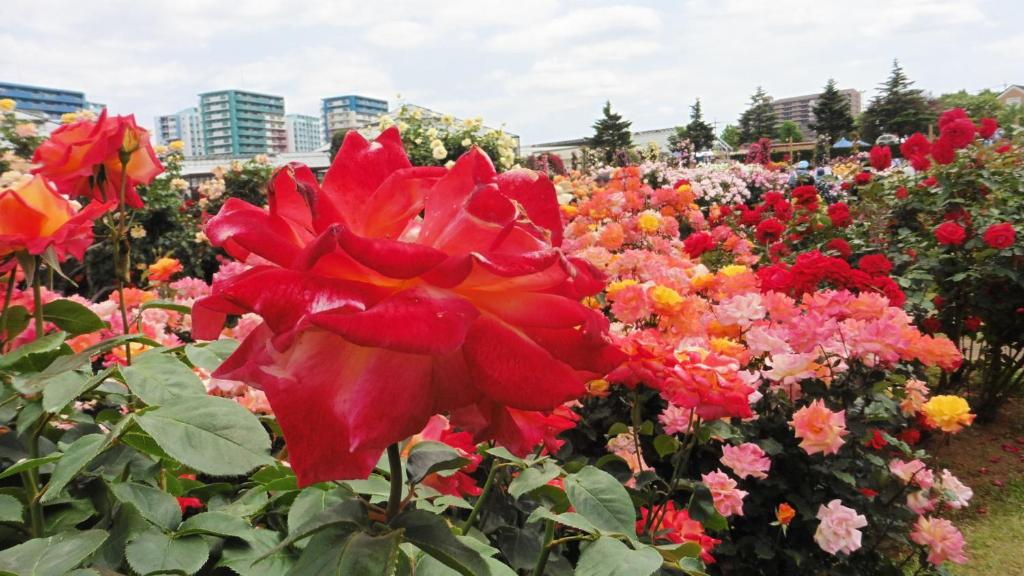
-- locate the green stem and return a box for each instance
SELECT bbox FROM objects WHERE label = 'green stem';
[114,165,132,364]
[461,460,502,534]
[24,267,47,538]
[21,418,45,538]
[532,519,556,576]
[1,266,16,349]
[385,444,403,521]
[31,257,43,338]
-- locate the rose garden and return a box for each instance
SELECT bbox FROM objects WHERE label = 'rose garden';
[0,95,1021,576]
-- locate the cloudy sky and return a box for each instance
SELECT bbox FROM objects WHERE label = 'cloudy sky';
[3,0,1021,143]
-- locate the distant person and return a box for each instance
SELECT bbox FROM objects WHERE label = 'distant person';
[789,160,811,187]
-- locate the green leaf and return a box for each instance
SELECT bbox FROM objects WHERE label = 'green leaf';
[39,433,109,503]
[287,486,354,546]
[0,454,62,480]
[264,499,368,556]
[575,537,662,576]
[0,305,30,342]
[508,462,561,499]
[41,300,106,335]
[219,529,295,576]
[526,507,597,534]
[389,509,490,576]
[406,441,469,484]
[41,369,108,413]
[484,446,526,467]
[44,498,95,533]
[184,339,239,372]
[136,395,273,476]
[139,300,193,315]
[251,463,298,491]
[564,466,636,537]
[0,529,108,576]
[27,334,159,384]
[290,529,400,576]
[178,511,253,540]
[109,481,182,530]
[0,494,23,523]
[0,332,66,370]
[120,352,206,406]
[415,556,517,576]
[653,434,681,458]
[335,531,401,575]
[125,530,209,576]
[687,484,727,531]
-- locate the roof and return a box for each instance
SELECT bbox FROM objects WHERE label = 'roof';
[998,85,1024,97]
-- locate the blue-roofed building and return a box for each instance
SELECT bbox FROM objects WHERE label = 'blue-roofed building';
[0,81,90,119]
[321,95,388,140]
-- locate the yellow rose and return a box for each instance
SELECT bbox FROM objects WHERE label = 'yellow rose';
[0,99,16,112]
[922,395,974,433]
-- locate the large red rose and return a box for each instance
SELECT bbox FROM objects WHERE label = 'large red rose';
[900,133,931,162]
[939,118,976,150]
[934,221,967,246]
[982,223,1015,249]
[869,145,892,171]
[755,218,785,245]
[827,202,851,228]
[33,110,163,208]
[683,231,715,258]
[0,175,110,260]
[978,118,999,139]
[192,128,622,485]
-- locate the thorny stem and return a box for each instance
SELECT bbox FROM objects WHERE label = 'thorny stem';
[461,459,504,534]
[1,267,15,349]
[114,164,132,364]
[531,519,556,576]
[31,257,43,338]
[385,443,403,521]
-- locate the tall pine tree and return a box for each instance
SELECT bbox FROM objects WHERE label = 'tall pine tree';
[860,60,934,142]
[685,99,716,151]
[590,101,633,165]
[738,87,777,144]
[811,78,854,145]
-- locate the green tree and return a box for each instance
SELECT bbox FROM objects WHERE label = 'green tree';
[666,126,689,153]
[685,99,716,151]
[776,120,804,143]
[811,78,854,144]
[860,60,934,142]
[590,101,633,165]
[936,89,1003,119]
[999,103,1024,128]
[738,87,777,144]
[721,124,741,149]
[329,130,348,160]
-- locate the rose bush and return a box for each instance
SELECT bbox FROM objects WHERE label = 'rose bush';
[0,104,1005,576]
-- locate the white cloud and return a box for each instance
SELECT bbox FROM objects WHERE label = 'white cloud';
[1,0,1020,143]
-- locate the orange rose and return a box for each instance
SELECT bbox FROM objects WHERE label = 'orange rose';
[0,175,109,260]
[776,502,796,526]
[146,257,184,284]
[33,110,163,208]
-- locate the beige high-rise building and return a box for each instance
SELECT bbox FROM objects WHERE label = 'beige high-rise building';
[771,89,861,138]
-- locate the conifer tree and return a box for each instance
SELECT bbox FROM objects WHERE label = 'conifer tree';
[590,101,633,165]
[811,78,855,144]
[860,60,934,142]
[738,87,777,144]
[685,99,716,151]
